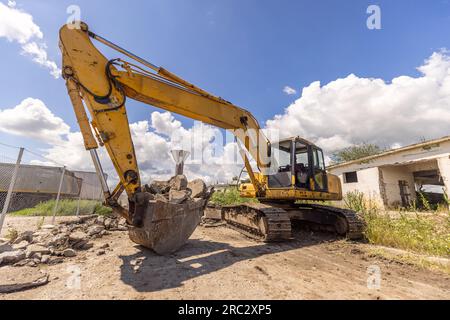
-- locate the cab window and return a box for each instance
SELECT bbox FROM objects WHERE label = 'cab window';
[314,149,326,171]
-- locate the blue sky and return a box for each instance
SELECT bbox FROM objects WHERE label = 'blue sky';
[1,0,450,178]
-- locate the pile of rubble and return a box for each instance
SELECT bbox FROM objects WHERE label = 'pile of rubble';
[144,175,212,204]
[0,215,127,268]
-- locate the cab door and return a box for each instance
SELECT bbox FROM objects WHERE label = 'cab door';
[311,148,328,192]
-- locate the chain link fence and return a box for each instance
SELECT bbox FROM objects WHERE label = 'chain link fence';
[0,143,107,234]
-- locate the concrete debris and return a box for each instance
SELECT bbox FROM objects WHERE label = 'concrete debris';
[26,245,50,258]
[87,225,104,237]
[13,231,34,244]
[130,257,146,273]
[69,231,88,243]
[169,175,188,191]
[41,255,51,264]
[148,180,171,195]
[0,243,13,254]
[188,179,207,199]
[168,189,190,204]
[0,214,128,268]
[63,249,77,257]
[154,193,169,203]
[41,225,56,230]
[13,241,30,251]
[129,176,214,255]
[0,250,26,266]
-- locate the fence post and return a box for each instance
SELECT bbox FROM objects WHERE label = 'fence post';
[0,147,24,235]
[76,180,83,217]
[52,166,66,225]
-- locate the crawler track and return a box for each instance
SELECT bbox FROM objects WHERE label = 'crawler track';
[219,202,364,241]
[296,204,365,240]
[221,203,292,242]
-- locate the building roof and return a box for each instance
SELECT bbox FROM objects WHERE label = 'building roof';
[327,135,450,170]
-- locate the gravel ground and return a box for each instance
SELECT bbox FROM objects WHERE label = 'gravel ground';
[1,215,449,300]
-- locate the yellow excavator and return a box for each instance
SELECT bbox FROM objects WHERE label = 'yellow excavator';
[59,22,363,246]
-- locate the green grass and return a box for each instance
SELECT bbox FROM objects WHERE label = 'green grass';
[344,191,450,258]
[11,199,112,217]
[209,188,259,206]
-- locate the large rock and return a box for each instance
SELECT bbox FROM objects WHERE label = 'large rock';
[169,175,188,191]
[41,225,57,230]
[0,243,13,254]
[155,194,169,203]
[0,250,26,266]
[12,241,29,251]
[41,255,51,264]
[87,225,104,237]
[69,231,88,243]
[169,190,190,204]
[148,181,171,194]
[188,179,207,199]
[45,233,69,248]
[63,249,77,257]
[13,231,34,244]
[26,244,50,257]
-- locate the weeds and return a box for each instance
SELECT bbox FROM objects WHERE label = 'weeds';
[5,228,18,242]
[11,199,112,217]
[417,192,432,211]
[209,188,258,206]
[343,191,450,258]
[343,191,378,215]
[363,211,449,257]
[36,216,45,230]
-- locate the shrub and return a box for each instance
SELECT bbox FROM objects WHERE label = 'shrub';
[209,188,258,206]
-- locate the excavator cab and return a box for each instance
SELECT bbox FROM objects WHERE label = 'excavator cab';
[268,137,328,192]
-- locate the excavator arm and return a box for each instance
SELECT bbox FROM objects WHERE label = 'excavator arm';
[59,22,270,220]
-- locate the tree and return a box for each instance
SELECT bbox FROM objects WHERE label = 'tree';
[331,143,384,164]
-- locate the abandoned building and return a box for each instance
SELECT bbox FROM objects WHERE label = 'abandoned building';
[0,163,106,212]
[327,136,450,209]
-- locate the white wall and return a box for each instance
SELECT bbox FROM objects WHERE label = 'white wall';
[379,166,416,208]
[329,140,450,176]
[337,167,384,208]
[438,156,450,199]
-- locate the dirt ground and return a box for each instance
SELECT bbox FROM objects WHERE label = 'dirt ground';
[1,216,449,300]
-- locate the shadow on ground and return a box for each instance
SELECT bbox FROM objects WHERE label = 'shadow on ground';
[119,226,340,293]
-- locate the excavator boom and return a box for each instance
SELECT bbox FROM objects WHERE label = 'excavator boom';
[59,22,270,205]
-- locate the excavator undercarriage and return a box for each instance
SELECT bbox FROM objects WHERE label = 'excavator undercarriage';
[207,202,365,242]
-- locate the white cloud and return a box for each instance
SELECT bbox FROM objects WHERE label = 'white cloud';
[267,51,450,152]
[21,42,61,79]
[283,86,297,95]
[0,2,61,78]
[0,98,70,143]
[5,51,450,185]
[2,98,243,185]
[151,112,184,136]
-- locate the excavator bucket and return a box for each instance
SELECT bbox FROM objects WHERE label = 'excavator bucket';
[128,199,206,255]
